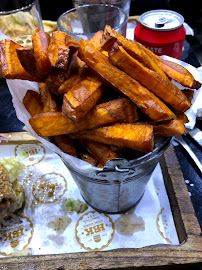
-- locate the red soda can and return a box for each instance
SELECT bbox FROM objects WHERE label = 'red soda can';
[134,9,186,59]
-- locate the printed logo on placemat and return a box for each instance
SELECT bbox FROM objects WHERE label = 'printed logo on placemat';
[0,215,33,256]
[15,144,45,167]
[32,173,67,204]
[75,211,115,251]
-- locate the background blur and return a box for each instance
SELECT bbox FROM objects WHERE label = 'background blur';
[38,0,202,64]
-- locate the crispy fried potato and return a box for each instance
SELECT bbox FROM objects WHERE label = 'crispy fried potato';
[137,42,201,89]
[45,53,88,96]
[62,73,103,122]
[175,111,189,124]
[66,36,80,54]
[182,89,195,103]
[32,28,52,77]
[78,39,175,122]
[16,47,43,81]
[52,135,78,157]
[101,25,167,78]
[89,30,103,50]
[45,69,68,95]
[23,90,43,116]
[67,52,87,73]
[48,31,70,69]
[108,43,191,112]
[0,40,38,81]
[58,67,88,95]
[162,60,201,89]
[38,82,60,112]
[80,140,118,166]
[140,120,186,136]
[80,152,98,166]
[71,124,154,153]
[29,97,138,137]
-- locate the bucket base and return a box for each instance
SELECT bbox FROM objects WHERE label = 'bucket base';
[81,192,144,215]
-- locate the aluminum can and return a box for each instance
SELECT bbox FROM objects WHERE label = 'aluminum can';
[134,9,186,59]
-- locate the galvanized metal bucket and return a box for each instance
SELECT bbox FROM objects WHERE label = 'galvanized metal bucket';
[64,137,172,214]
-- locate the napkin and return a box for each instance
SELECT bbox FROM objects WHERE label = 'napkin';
[0,143,179,256]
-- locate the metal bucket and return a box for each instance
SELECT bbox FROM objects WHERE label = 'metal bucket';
[63,137,172,214]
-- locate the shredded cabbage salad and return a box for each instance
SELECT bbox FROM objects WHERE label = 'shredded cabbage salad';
[0,151,27,183]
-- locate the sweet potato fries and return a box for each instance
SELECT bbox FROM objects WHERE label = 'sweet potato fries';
[0,26,200,167]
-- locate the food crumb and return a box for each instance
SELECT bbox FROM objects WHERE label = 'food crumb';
[65,198,88,214]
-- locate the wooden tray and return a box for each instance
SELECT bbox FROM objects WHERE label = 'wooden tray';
[0,132,201,269]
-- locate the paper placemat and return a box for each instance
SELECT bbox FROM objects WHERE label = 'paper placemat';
[0,142,179,257]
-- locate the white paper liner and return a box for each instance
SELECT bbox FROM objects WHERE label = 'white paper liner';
[0,143,179,256]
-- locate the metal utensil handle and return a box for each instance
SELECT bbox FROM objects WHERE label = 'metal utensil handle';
[187,128,202,147]
[174,136,202,174]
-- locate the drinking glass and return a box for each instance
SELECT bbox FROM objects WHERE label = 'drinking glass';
[72,0,131,16]
[0,0,43,47]
[57,4,128,42]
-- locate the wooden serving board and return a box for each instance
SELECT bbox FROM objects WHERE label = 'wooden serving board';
[0,132,201,269]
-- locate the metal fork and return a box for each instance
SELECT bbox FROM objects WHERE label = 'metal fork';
[173,135,202,174]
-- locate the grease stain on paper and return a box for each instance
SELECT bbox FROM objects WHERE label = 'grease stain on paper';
[115,212,145,236]
[156,208,172,243]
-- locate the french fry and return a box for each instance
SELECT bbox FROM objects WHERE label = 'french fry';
[182,89,195,103]
[66,35,80,54]
[45,69,69,96]
[137,42,201,89]
[62,73,104,122]
[66,52,87,74]
[158,59,201,89]
[108,43,191,112]
[32,28,52,77]
[38,82,60,112]
[71,124,154,153]
[22,90,43,116]
[45,53,88,96]
[139,120,186,136]
[29,97,138,137]
[88,30,103,50]
[80,152,98,166]
[162,59,201,89]
[52,135,78,157]
[175,111,189,124]
[78,39,175,122]
[48,31,70,69]
[0,40,38,81]
[80,140,118,166]
[16,47,43,81]
[58,67,88,95]
[101,25,167,78]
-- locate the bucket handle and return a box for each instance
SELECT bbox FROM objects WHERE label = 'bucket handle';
[95,158,136,180]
